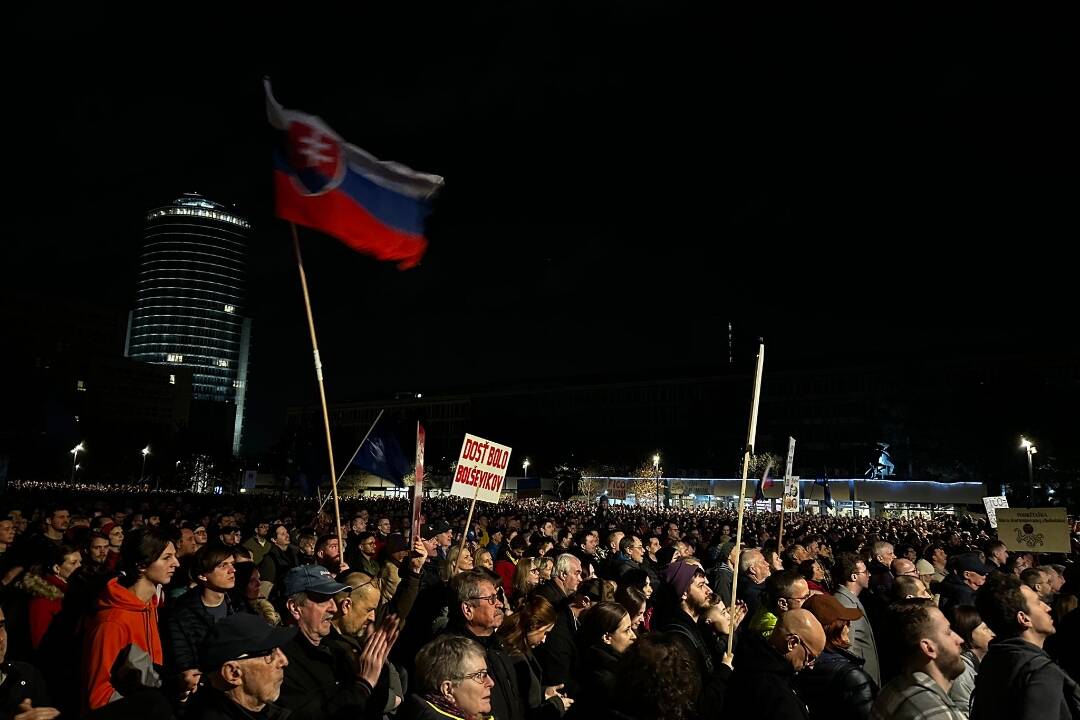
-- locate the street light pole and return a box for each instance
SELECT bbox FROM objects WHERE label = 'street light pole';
[70,443,84,483]
[1020,437,1036,506]
[141,446,151,484]
[653,454,661,513]
[522,459,530,479]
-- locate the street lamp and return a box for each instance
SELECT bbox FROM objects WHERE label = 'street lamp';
[141,446,151,483]
[653,454,661,512]
[1020,436,1037,506]
[522,459,530,478]
[70,442,85,482]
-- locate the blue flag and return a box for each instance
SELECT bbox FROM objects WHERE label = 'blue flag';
[353,426,411,487]
[815,476,834,508]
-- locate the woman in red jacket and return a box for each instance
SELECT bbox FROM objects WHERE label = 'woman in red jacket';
[81,526,180,712]
[23,543,82,649]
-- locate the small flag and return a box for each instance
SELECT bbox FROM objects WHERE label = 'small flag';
[815,475,834,508]
[753,462,774,502]
[265,79,444,269]
[353,425,411,487]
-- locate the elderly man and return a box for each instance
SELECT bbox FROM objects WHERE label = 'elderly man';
[533,554,585,693]
[727,609,826,720]
[870,600,967,720]
[737,548,773,620]
[445,570,522,720]
[192,613,295,719]
[936,554,989,622]
[278,565,398,720]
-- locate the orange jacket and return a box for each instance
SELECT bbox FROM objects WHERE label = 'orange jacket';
[81,577,163,711]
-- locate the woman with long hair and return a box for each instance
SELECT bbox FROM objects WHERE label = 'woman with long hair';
[615,584,649,633]
[798,593,878,720]
[23,543,81,650]
[442,545,476,583]
[799,558,830,594]
[948,605,994,712]
[473,547,495,572]
[510,557,541,610]
[573,602,637,719]
[496,594,572,719]
[81,527,180,711]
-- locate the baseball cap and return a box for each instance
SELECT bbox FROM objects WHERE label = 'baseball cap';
[200,613,296,670]
[283,564,352,596]
[421,519,451,540]
[954,553,990,577]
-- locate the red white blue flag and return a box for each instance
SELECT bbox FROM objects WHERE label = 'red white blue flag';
[265,79,444,269]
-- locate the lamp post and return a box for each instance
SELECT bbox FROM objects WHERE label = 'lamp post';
[141,446,151,484]
[1020,436,1037,506]
[70,443,85,482]
[522,459,530,478]
[653,454,661,512]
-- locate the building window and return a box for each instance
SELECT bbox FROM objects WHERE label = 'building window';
[224,304,235,314]
[167,353,184,362]
[169,374,176,385]
[76,380,86,392]
[217,359,229,368]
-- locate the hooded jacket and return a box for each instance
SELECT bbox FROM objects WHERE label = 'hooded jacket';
[82,577,163,711]
[21,572,67,649]
[971,636,1080,720]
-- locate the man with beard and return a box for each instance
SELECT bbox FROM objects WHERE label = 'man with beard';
[444,570,523,720]
[1019,566,1055,606]
[972,573,1079,720]
[870,599,968,720]
[278,565,399,720]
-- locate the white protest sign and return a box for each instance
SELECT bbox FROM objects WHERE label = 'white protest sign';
[785,436,796,479]
[982,496,1009,529]
[451,433,512,504]
[608,478,628,500]
[996,507,1071,554]
[783,475,800,513]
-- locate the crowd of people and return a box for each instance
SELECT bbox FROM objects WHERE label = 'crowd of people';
[0,488,1077,720]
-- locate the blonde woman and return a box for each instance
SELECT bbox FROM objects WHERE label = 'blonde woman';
[441,545,476,583]
[473,547,494,571]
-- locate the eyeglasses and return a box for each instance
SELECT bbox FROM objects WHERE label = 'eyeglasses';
[469,594,501,606]
[785,594,812,603]
[455,669,491,685]
[791,635,817,668]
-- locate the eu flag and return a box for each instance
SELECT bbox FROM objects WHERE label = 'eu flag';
[353,426,411,487]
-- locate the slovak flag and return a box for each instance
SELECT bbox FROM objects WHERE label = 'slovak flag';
[265,79,444,269]
[753,462,774,502]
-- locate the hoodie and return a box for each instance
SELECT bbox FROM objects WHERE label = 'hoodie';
[971,636,1080,720]
[81,577,163,711]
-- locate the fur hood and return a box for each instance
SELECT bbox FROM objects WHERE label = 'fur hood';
[19,572,66,600]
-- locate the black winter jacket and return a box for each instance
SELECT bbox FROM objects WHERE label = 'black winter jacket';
[163,587,237,671]
[727,632,809,720]
[971,636,1080,720]
[797,646,878,720]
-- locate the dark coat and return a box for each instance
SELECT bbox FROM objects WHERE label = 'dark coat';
[531,581,579,693]
[511,651,567,720]
[727,632,809,720]
[656,608,732,718]
[971,636,1080,720]
[934,574,978,623]
[565,643,619,720]
[278,631,388,720]
[444,623,524,720]
[797,646,878,720]
[0,661,51,719]
[188,687,292,720]
[163,587,237,671]
[258,544,302,597]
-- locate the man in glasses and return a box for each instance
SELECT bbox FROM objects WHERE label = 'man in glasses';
[446,570,521,720]
[727,609,826,720]
[835,551,882,686]
[748,569,812,639]
[193,613,295,719]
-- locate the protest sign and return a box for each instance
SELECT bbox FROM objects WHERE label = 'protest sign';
[451,433,512,504]
[995,507,1071,554]
[981,496,1008,529]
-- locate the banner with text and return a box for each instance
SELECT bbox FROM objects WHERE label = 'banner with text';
[451,433,512,504]
[995,507,1071,554]
[981,496,1009,529]
[608,478,627,500]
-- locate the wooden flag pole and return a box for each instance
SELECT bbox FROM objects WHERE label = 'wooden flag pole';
[777,499,786,553]
[291,223,344,558]
[728,340,765,656]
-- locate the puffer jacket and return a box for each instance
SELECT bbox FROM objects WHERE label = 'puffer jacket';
[20,572,67,649]
[798,646,878,720]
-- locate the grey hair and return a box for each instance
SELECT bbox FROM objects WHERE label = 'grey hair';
[872,541,893,560]
[555,553,579,578]
[414,634,485,694]
[451,569,495,605]
[739,549,763,574]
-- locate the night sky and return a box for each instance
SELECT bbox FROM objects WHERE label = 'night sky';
[4,4,1074,454]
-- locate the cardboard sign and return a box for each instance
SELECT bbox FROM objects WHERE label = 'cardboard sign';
[609,478,627,500]
[783,475,800,513]
[451,433,512,504]
[411,423,425,547]
[982,496,1009,529]
[995,508,1071,554]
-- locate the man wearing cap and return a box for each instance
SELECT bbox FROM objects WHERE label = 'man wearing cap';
[192,613,295,719]
[277,565,396,720]
[656,559,734,714]
[798,593,878,720]
[422,520,452,561]
[936,554,988,623]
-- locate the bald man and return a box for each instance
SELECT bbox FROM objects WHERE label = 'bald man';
[891,558,919,580]
[727,608,825,720]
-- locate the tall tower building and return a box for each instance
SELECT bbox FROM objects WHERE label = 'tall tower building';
[125,193,252,455]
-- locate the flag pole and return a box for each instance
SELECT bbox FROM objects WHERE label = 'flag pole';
[777,495,786,553]
[291,223,344,557]
[728,340,765,657]
[335,409,387,486]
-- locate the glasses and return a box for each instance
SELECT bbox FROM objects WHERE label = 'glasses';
[469,594,501,606]
[791,635,817,668]
[785,594,812,603]
[455,669,491,685]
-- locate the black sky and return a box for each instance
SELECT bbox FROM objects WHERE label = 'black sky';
[4,3,1074,453]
